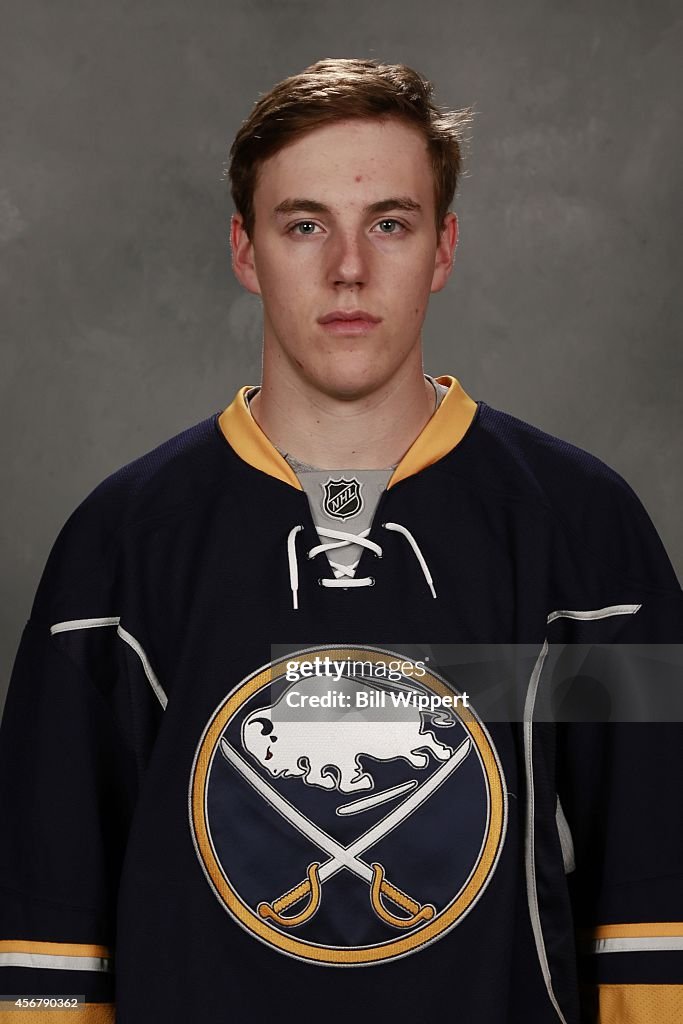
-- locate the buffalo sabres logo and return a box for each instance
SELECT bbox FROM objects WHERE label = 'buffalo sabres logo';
[321,476,363,520]
[189,646,507,966]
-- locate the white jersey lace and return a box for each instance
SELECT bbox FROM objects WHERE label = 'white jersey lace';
[286,522,437,610]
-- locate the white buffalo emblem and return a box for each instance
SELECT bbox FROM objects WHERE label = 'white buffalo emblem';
[241,676,455,794]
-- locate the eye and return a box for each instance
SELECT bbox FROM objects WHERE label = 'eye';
[288,221,321,235]
[374,218,407,235]
[286,218,407,237]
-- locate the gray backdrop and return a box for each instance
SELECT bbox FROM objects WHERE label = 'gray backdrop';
[2,0,681,718]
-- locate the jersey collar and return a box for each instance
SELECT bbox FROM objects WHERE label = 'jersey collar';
[217,375,478,491]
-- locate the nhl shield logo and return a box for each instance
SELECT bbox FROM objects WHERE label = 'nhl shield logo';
[321,476,364,520]
[189,646,508,967]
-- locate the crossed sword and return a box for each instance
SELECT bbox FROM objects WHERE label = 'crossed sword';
[219,734,471,929]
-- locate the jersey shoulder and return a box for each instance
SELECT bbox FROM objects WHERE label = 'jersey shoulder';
[452,401,681,594]
[31,413,227,620]
[470,401,633,502]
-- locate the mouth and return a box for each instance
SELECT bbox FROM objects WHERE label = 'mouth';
[319,320,380,335]
[317,311,382,335]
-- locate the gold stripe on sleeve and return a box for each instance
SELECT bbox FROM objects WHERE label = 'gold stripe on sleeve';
[0,939,112,973]
[0,1003,115,1023]
[597,984,683,1023]
[592,923,683,939]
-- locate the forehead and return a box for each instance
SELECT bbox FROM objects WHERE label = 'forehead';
[254,118,434,208]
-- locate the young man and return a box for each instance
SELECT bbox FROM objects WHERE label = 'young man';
[1,58,681,1024]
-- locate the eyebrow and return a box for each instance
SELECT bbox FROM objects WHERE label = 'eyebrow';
[272,196,423,218]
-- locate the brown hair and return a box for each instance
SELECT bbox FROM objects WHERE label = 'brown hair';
[225,57,473,240]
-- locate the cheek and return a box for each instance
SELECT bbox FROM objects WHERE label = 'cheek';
[394,247,435,290]
[399,275,431,318]
[258,259,308,310]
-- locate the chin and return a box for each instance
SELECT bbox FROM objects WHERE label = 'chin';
[312,368,387,402]
[306,352,397,401]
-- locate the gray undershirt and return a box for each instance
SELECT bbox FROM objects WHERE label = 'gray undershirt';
[246,375,448,572]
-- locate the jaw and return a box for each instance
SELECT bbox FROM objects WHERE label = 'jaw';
[261,326,423,404]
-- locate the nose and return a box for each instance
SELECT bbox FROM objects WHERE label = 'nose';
[327,229,370,288]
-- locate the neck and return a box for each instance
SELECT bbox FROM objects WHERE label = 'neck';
[249,354,436,471]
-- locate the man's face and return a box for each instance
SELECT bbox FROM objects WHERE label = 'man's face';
[231,117,457,399]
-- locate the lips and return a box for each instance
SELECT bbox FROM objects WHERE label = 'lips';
[317,309,382,325]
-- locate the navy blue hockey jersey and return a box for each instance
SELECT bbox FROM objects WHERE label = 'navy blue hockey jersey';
[1,375,682,1023]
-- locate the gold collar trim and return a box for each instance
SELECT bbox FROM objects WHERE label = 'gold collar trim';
[217,375,478,490]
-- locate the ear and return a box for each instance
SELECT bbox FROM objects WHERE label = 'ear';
[230,213,261,296]
[430,212,458,294]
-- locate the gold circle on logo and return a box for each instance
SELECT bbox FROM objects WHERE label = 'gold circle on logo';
[189,646,507,965]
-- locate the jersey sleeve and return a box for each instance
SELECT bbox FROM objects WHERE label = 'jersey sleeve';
[0,615,138,1022]
[555,590,683,1024]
